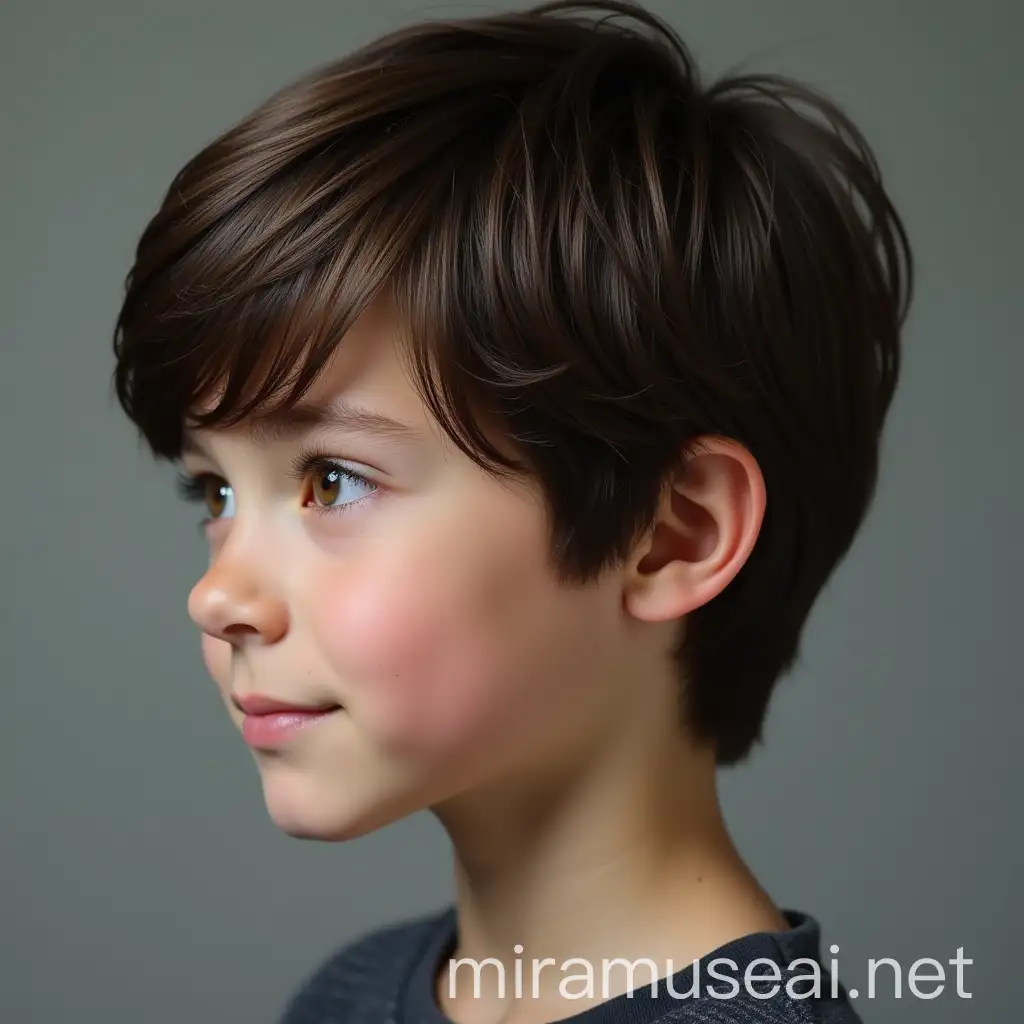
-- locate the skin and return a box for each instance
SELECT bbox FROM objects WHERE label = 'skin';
[183,294,787,1024]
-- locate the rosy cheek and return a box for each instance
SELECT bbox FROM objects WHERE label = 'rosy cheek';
[311,562,510,760]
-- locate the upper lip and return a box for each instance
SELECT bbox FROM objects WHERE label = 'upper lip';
[232,694,342,716]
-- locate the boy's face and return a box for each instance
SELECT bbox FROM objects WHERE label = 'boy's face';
[182,297,643,840]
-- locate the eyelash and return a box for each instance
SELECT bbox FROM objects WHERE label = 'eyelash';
[174,448,379,526]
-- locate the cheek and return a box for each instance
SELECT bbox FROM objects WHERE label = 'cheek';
[308,531,552,760]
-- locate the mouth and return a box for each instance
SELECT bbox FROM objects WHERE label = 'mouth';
[232,693,345,748]
[232,693,342,715]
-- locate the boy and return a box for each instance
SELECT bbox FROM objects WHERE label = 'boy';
[112,1,911,1021]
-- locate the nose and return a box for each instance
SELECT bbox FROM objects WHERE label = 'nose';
[187,540,289,646]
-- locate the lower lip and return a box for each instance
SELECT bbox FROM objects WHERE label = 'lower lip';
[241,708,342,748]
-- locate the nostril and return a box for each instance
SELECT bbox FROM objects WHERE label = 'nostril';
[222,623,261,638]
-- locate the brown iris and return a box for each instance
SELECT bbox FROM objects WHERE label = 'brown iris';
[309,465,342,507]
[203,478,231,518]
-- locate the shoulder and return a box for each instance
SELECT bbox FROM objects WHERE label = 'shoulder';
[652,993,863,1024]
[650,911,863,1024]
[279,905,453,1024]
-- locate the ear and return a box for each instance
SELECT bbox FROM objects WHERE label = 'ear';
[623,437,766,623]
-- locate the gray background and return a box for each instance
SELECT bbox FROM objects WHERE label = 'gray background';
[2,1,1020,1022]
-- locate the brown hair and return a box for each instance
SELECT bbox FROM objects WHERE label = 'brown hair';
[112,0,912,765]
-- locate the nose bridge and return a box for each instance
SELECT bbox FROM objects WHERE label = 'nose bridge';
[188,518,288,643]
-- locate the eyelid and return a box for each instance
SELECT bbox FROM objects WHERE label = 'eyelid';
[178,454,223,480]
[285,443,379,483]
[175,469,223,500]
[176,450,376,486]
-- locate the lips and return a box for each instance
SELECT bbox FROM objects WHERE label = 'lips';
[232,693,342,716]
[232,693,344,748]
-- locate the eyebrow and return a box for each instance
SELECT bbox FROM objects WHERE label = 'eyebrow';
[180,398,423,456]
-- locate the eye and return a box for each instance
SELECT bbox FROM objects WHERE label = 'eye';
[176,473,235,520]
[175,459,378,525]
[304,460,377,511]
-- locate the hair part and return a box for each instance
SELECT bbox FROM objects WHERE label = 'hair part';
[113,0,913,765]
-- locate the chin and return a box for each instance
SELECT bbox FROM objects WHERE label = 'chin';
[270,811,376,842]
[257,764,427,842]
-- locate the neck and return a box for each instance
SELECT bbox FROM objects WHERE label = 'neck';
[431,717,785,1018]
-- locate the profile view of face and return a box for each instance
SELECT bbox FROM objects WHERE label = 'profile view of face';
[180,297,635,841]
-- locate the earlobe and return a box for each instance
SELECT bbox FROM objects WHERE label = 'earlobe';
[623,438,765,624]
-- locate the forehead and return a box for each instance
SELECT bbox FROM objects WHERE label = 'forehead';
[186,296,437,443]
[181,293,530,481]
